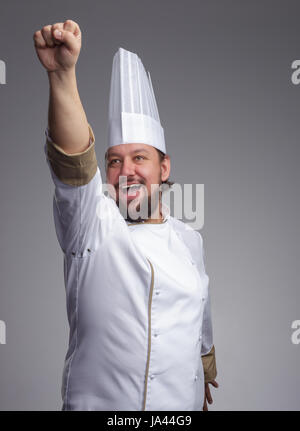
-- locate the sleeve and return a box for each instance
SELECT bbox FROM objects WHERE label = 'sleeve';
[201,292,217,384]
[44,124,119,257]
[197,232,217,384]
[44,124,97,186]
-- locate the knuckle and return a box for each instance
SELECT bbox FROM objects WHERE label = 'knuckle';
[41,25,50,33]
[52,22,63,29]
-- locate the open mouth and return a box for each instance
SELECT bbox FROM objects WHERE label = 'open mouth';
[120,183,144,199]
[120,183,143,196]
[121,183,143,192]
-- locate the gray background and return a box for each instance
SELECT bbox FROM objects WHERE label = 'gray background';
[0,0,299,410]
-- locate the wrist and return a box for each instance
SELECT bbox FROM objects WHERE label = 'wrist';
[47,67,76,86]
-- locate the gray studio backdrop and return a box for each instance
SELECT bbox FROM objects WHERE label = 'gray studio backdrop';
[0,0,299,410]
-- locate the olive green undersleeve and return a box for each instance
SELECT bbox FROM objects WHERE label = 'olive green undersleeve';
[46,123,98,186]
[201,345,217,384]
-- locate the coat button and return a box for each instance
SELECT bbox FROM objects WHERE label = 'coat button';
[150,374,155,380]
[155,290,160,295]
[194,374,198,381]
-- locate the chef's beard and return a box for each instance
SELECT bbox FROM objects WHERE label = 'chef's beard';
[116,185,161,223]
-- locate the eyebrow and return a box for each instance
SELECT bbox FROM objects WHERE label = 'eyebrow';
[107,148,151,158]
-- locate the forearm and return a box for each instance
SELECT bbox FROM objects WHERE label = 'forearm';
[47,67,90,154]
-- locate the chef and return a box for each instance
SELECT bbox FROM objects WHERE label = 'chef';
[34,19,218,411]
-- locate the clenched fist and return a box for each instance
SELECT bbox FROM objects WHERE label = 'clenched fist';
[33,19,81,72]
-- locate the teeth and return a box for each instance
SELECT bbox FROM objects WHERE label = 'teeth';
[122,184,142,190]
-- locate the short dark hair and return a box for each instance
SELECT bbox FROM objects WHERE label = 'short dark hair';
[156,149,174,187]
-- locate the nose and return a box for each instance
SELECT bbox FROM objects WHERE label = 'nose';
[119,157,136,177]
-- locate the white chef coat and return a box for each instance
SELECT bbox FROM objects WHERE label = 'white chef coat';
[44,124,217,411]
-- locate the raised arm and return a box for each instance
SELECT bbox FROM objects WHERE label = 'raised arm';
[33,19,89,154]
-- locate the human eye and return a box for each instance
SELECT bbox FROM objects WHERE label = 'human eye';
[108,158,121,166]
[135,155,145,161]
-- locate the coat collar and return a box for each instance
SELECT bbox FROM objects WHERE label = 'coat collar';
[126,201,170,225]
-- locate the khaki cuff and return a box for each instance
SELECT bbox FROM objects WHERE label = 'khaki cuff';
[201,345,217,384]
[46,123,98,186]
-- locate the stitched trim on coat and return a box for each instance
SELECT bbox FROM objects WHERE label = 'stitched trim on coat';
[142,258,155,411]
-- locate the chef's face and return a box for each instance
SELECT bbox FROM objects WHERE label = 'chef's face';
[105,143,170,221]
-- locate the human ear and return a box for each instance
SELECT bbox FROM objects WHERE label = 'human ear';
[160,155,171,182]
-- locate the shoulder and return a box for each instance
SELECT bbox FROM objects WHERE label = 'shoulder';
[167,216,203,247]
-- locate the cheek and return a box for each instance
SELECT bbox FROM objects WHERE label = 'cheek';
[143,173,162,197]
[150,170,162,187]
[138,165,161,182]
[106,169,116,184]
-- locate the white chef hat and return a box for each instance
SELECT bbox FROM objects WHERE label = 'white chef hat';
[108,47,166,154]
